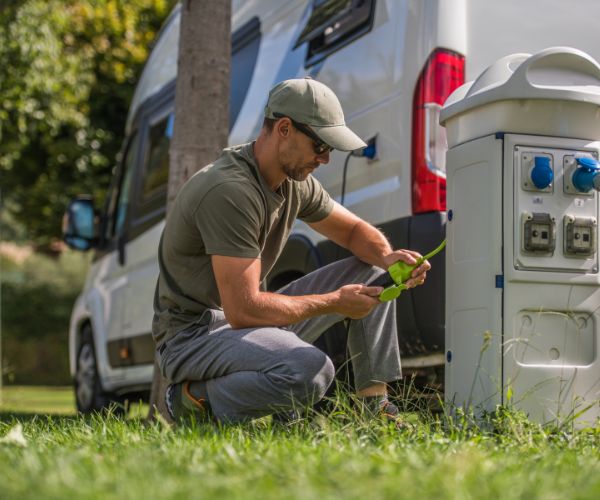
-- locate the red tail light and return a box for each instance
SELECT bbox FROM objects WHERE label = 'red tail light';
[412,49,465,213]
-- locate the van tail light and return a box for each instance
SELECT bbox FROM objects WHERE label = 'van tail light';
[412,48,465,214]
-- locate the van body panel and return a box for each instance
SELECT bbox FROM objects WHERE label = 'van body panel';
[230,1,310,145]
[313,1,411,227]
[70,283,154,391]
[96,254,128,344]
[121,221,164,340]
[465,0,600,81]
[126,6,180,135]
[316,0,400,118]
[436,0,466,56]
[316,97,412,224]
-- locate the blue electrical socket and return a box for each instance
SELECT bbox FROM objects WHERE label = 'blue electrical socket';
[362,136,377,159]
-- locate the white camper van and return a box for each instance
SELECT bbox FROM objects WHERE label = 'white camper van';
[63,0,600,412]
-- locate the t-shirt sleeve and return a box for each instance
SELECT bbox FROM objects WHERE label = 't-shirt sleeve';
[297,175,335,223]
[193,182,263,258]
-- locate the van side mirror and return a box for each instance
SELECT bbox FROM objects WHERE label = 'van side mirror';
[62,196,98,251]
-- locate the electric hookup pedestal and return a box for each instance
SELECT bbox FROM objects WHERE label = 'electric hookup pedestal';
[440,47,600,426]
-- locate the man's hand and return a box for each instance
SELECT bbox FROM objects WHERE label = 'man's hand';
[382,249,431,288]
[332,284,383,319]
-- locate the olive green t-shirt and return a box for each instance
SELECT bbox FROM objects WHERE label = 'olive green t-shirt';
[152,142,334,344]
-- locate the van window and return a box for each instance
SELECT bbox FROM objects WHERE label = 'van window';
[230,17,261,128]
[141,112,173,200]
[114,139,138,236]
[295,0,376,66]
[104,132,139,240]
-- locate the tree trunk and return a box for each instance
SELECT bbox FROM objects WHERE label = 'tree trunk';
[147,0,231,422]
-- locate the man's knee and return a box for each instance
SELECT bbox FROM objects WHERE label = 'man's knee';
[279,346,335,405]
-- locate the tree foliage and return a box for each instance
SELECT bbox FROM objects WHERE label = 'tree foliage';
[0,0,176,247]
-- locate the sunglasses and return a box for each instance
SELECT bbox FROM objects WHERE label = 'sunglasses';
[273,113,334,155]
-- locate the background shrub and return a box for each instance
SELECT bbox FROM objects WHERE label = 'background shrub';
[1,248,90,384]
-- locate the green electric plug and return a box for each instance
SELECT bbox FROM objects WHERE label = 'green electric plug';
[379,239,447,302]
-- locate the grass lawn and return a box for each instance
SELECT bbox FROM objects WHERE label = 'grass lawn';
[0,386,148,418]
[0,386,75,415]
[1,385,599,499]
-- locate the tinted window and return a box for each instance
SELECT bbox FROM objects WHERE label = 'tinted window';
[114,139,137,236]
[141,113,173,199]
[104,132,139,240]
[295,0,375,66]
[230,17,261,129]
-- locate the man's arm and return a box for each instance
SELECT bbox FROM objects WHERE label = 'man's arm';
[212,255,382,329]
[308,202,430,285]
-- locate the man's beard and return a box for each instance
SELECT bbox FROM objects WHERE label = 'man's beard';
[282,162,314,182]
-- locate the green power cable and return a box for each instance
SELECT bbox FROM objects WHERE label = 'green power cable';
[379,239,447,302]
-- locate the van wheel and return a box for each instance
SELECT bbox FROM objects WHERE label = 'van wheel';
[75,325,124,415]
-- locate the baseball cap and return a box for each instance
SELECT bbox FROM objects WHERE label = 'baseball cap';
[264,77,366,151]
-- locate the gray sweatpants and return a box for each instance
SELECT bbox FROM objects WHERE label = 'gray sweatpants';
[157,256,402,422]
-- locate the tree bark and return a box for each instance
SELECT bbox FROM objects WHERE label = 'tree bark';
[148,0,231,422]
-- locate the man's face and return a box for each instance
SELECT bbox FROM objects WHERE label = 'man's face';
[278,122,331,182]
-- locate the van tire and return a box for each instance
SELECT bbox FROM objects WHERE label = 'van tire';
[74,324,125,415]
